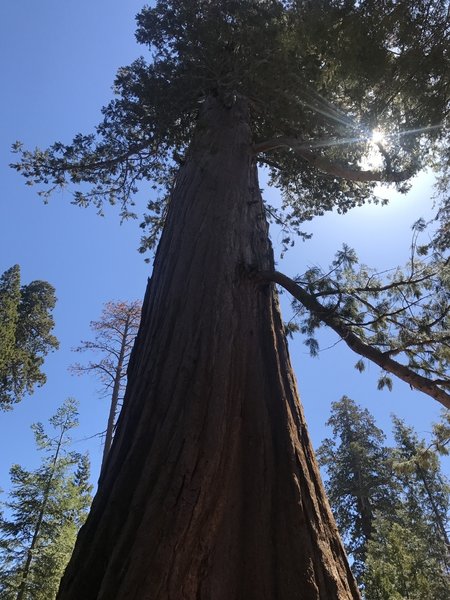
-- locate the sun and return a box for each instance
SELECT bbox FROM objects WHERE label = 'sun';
[371,129,386,145]
[359,129,387,170]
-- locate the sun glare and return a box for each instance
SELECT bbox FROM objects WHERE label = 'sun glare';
[359,129,387,170]
[371,129,386,145]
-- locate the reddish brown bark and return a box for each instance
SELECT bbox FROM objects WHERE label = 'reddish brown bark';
[57,96,360,599]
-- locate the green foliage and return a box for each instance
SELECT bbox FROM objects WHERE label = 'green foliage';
[0,266,21,388]
[391,416,450,549]
[10,1,449,251]
[0,265,59,410]
[288,229,450,397]
[0,399,92,600]
[364,509,450,600]
[317,396,397,579]
[319,396,450,595]
[432,409,450,455]
[9,1,450,407]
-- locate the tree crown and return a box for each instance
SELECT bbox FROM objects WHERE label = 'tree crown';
[0,265,59,410]
[11,1,449,247]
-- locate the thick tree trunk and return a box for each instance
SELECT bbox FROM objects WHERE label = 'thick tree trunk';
[58,96,360,599]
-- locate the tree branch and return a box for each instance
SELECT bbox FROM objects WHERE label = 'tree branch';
[257,269,450,410]
[254,137,412,183]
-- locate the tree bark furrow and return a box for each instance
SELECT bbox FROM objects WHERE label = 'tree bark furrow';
[58,96,360,600]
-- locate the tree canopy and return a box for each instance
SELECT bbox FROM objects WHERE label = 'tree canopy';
[318,397,450,597]
[0,265,59,410]
[11,0,450,409]
[0,399,92,600]
[12,1,449,224]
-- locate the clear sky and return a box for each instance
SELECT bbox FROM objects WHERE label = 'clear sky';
[0,1,446,493]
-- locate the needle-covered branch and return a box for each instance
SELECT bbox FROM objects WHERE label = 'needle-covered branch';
[11,2,449,260]
[254,137,413,183]
[258,269,450,409]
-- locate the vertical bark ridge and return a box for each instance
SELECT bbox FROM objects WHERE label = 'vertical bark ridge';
[57,96,360,599]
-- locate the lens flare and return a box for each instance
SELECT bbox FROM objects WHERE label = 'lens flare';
[371,129,385,144]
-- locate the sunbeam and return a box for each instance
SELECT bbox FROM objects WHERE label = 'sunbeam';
[394,124,442,138]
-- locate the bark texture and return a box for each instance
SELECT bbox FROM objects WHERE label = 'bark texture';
[57,96,360,599]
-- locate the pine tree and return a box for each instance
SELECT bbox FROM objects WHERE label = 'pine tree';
[363,417,450,600]
[317,396,398,582]
[364,507,450,600]
[391,416,450,565]
[70,301,141,474]
[0,265,59,410]
[11,1,450,597]
[0,399,92,600]
[0,266,21,398]
[431,409,450,456]
[318,400,450,598]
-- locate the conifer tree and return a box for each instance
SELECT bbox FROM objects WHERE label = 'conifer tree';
[317,396,398,582]
[319,399,450,597]
[431,409,450,456]
[11,1,450,597]
[0,266,21,397]
[70,301,141,473]
[391,416,450,563]
[364,508,450,600]
[0,265,59,410]
[0,399,92,600]
[363,417,450,600]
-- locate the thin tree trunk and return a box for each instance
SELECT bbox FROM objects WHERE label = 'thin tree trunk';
[58,96,360,599]
[16,417,69,600]
[416,465,450,562]
[100,318,129,475]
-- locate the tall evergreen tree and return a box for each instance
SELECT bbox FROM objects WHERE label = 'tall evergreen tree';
[431,409,450,456]
[11,1,450,597]
[0,399,92,600]
[0,265,59,410]
[363,418,450,600]
[70,301,141,474]
[317,396,397,582]
[0,266,21,396]
[391,416,450,563]
[319,399,450,598]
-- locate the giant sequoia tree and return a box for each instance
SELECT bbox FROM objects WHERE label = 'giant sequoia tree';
[13,1,450,598]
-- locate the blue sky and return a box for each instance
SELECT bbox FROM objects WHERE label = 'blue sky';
[0,1,446,492]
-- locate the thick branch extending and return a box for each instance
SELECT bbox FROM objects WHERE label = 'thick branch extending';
[258,270,450,410]
[254,137,412,183]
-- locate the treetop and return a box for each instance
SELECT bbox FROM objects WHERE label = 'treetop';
[11,1,449,250]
